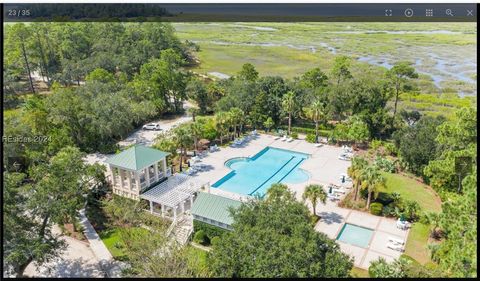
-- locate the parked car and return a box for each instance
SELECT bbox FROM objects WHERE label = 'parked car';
[142,123,162,130]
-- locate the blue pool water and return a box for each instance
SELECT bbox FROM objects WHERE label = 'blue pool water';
[212,147,310,197]
[336,223,374,248]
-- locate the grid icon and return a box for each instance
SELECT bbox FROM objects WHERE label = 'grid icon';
[426,9,434,17]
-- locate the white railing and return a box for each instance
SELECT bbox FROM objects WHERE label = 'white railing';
[166,218,177,237]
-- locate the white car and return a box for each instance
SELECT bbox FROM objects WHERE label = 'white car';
[142,123,162,131]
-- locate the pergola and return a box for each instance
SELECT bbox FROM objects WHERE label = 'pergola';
[105,145,170,200]
[140,173,206,221]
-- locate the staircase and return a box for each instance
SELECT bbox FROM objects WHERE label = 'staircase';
[170,214,194,245]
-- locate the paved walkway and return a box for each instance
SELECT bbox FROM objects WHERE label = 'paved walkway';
[24,226,104,278]
[78,209,124,277]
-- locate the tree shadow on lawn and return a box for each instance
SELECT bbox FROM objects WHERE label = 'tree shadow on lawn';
[317,211,344,225]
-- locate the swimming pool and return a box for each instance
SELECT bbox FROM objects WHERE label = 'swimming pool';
[212,147,310,197]
[336,223,374,248]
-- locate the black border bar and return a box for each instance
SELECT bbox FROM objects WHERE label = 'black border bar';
[3,3,477,22]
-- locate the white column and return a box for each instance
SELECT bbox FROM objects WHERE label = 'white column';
[135,172,141,190]
[127,171,133,190]
[161,205,165,218]
[145,168,151,187]
[150,201,153,214]
[181,201,185,213]
[190,195,194,207]
[163,159,168,176]
[154,162,159,181]
[119,169,125,188]
[173,206,177,221]
[109,165,116,186]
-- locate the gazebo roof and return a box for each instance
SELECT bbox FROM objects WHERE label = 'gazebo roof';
[140,174,204,208]
[191,192,242,226]
[105,145,170,171]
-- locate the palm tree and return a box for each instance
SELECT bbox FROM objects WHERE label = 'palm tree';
[423,212,441,239]
[304,99,325,143]
[229,107,244,138]
[282,91,296,136]
[173,125,192,172]
[266,183,292,202]
[347,157,368,201]
[190,121,203,153]
[361,166,386,209]
[214,111,229,145]
[302,184,327,216]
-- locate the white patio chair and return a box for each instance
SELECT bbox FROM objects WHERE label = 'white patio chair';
[388,237,405,245]
[387,242,404,252]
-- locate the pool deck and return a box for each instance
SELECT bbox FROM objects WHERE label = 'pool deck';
[190,133,409,269]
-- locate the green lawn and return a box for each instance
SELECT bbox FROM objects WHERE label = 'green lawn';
[99,227,149,260]
[377,172,441,266]
[380,172,442,213]
[404,222,432,265]
[186,246,211,277]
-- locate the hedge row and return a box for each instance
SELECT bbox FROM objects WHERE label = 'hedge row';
[193,220,228,242]
[278,126,332,137]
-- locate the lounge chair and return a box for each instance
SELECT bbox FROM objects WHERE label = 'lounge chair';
[327,193,340,201]
[315,143,323,147]
[332,187,346,194]
[287,137,294,142]
[281,135,287,141]
[339,173,352,182]
[342,145,352,151]
[396,219,410,230]
[338,155,351,161]
[387,242,404,252]
[185,168,197,176]
[273,135,281,140]
[191,156,200,163]
[388,237,405,245]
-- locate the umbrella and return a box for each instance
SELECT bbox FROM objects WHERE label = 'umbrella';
[400,213,406,222]
[342,175,345,183]
[329,186,333,194]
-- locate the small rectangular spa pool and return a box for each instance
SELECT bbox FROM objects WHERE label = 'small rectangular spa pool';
[336,223,374,248]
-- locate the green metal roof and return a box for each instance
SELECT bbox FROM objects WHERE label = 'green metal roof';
[105,145,170,171]
[191,192,242,226]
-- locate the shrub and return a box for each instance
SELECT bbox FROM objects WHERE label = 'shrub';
[210,236,221,246]
[193,230,210,245]
[374,156,396,173]
[305,133,316,143]
[279,126,331,137]
[310,214,320,225]
[382,204,398,217]
[291,132,299,139]
[193,220,227,239]
[384,142,398,156]
[402,200,422,222]
[370,202,383,216]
